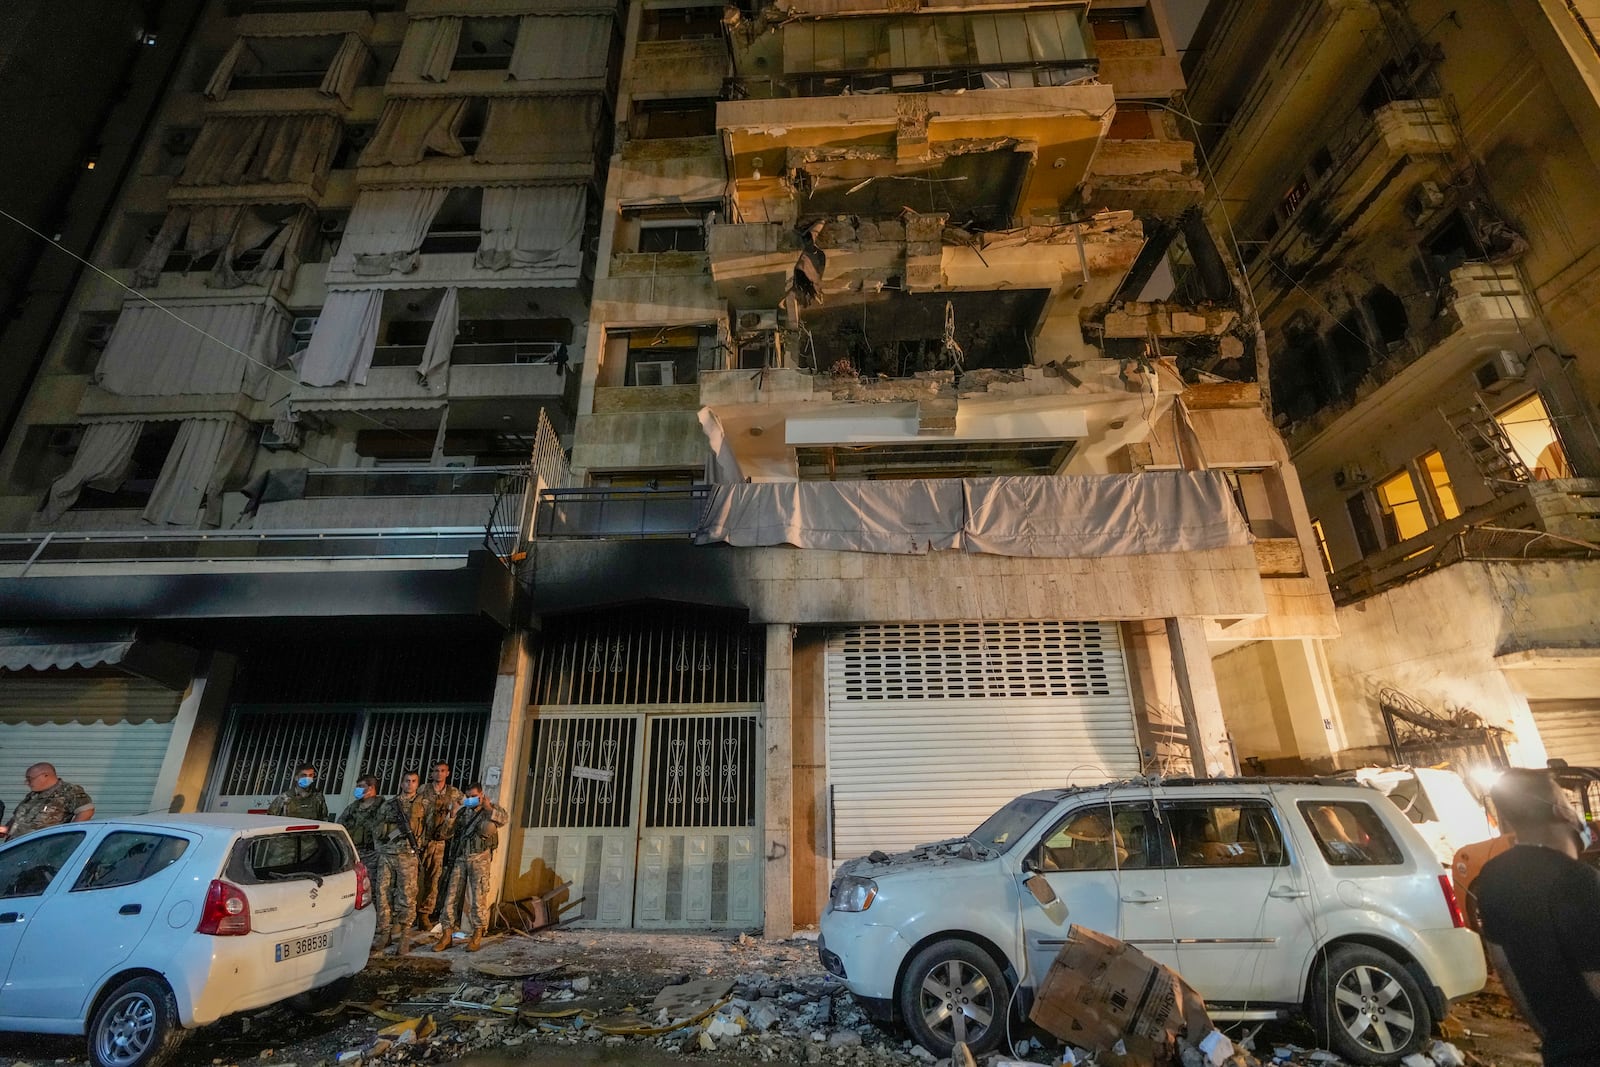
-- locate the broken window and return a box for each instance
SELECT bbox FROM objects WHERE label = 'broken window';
[618,325,719,385]
[74,423,180,511]
[1298,801,1405,866]
[419,187,484,254]
[1495,392,1572,480]
[1032,804,1161,873]
[641,7,725,42]
[1166,801,1287,868]
[622,204,717,253]
[453,17,517,71]
[631,98,718,140]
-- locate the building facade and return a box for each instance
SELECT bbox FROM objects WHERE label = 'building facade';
[1186,0,1600,773]
[1,0,1347,935]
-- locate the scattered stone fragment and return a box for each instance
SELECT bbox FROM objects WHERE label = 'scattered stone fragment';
[697,1031,717,1051]
[828,1029,862,1048]
[1427,1042,1465,1067]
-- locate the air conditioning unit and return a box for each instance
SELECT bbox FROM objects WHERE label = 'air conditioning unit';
[634,360,675,387]
[290,316,319,338]
[1333,463,1369,488]
[319,216,345,236]
[47,427,83,456]
[1476,349,1527,391]
[1406,180,1446,227]
[260,422,303,452]
[736,308,780,334]
[83,323,115,350]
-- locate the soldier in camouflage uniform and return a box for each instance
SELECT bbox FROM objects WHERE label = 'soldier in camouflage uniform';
[432,783,507,953]
[337,774,385,873]
[4,763,94,840]
[373,770,426,954]
[415,760,463,927]
[267,762,330,821]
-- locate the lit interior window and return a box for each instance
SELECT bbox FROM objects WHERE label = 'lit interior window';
[1420,450,1460,521]
[1495,393,1572,480]
[1375,469,1428,543]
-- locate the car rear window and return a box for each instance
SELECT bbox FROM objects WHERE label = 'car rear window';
[1299,800,1406,866]
[225,830,354,885]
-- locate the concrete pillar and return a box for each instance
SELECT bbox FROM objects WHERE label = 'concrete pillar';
[484,629,536,903]
[763,624,794,938]
[1166,617,1237,777]
[790,629,829,928]
[1269,638,1348,767]
[152,652,236,813]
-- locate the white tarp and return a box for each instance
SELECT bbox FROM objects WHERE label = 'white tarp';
[95,300,287,399]
[694,472,1254,558]
[476,185,585,272]
[334,187,448,275]
[295,289,382,386]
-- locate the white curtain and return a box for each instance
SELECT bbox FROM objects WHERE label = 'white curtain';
[508,15,612,80]
[95,301,285,399]
[295,289,383,387]
[178,115,339,187]
[360,98,468,167]
[334,187,449,275]
[143,417,254,526]
[133,208,309,289]
[203,38,260,101]
[419,286,459,384]
[42,421,143,522]
[320,33,368,105]
[132,208,190,288]
[392,17,461,83]
[477,185,585,272]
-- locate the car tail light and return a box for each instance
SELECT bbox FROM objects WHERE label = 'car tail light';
[197,879,251,936]
[1439,873,1466,929]
[354,861,371,910]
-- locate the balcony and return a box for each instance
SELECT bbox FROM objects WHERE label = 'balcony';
[632,39,728,97]
[1328,479,1600,603]
[534,486,709,539]
[288,341,566,412]
[247,466,519,530]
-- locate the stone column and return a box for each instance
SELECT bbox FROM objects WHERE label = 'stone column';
[151,651,236,813]
[1166,617,1237,777]
[483,629,535,903]
[763,623,794,938]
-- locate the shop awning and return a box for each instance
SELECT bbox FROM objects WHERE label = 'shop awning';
[0,626,198,689]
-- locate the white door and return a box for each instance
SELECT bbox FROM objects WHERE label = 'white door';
[0,827,97,1021]
[1020,797,1177,986]
[9,827,198,1022]
[0,676,180,817]
[1162,797,1315,1004]
[827,622,1142,861]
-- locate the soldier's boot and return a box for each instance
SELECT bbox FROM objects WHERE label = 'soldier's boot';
[466,926,485,952]
[395,925,411,956]
[432,927,455,952]
[373,925,393,953]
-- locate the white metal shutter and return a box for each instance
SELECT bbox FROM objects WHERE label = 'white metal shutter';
[1530,700,1600,768]
[826,621,1140,861]
[0,675,181,818]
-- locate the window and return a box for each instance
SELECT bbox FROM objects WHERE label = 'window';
[1299,800,1405,866]
[1222,468,1291,538]
[1032,804,1162,872]
[1346,492,1381,557]
[1496,393,1572,481]
[419,187,483,254]
[1166,801,1286,868]
[623,203,716,254]
[227,830,354,885]
[72,832,190,891]
[1311,519,1333,573]
[631,98,718,140]
[1374,468,1427,544]
[1419,450,1459,521]
[641,7,726,42]
[454,17,517,71]
[622,325,717,385]
[74,423,180,511]
[0,832,86,899]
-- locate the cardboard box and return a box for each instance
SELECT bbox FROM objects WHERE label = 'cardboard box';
[1028,926,1212,1066]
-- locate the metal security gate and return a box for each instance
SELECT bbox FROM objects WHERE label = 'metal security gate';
[522,710,761,929]
[1530,699,1600,768]
[826,621,1140,861]
[208,704,489,815]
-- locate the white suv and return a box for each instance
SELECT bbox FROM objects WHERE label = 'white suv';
[819,779,1486,1066]
[0,813,376,1067]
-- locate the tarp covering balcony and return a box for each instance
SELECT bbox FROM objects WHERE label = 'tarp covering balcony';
[693,471,1253,557]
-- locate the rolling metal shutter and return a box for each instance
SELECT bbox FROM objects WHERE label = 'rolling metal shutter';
[826,621,1140,861]
[1530,700,1600,768]
[0,675,182,818]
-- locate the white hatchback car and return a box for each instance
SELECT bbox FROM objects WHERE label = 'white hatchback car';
[819,779,1486,1066]
[0,813,375,1067]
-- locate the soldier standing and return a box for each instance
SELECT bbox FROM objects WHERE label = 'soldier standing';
[415,760,463,927]
[267,762,330,821]
[432,783,507,953]
[373,771,426,955]
[338,774,385,872]
[4,763,94,840]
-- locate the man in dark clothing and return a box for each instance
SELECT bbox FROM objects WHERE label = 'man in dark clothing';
[1474,768,1600,1066]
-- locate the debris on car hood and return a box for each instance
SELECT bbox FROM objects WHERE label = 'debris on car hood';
[836,836,988,877]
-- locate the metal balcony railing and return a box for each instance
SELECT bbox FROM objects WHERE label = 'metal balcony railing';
[369,340,566,369]
[0,528,487,568]
[534,486,710,540]
[299,467,520,498]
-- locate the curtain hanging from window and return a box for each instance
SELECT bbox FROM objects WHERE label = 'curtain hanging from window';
[476,97,599,164]
[143,417,254,527]
[94,300,289,399]
[133,207,312,289]
[392,17,461,83]
[320,33,369,105]
[359,98,469,167]
[334,187,449,275]
[178,115,339,187]
[294,289,383,387]
[203,38,261,102]
[418,286,459,385]
[42,421,144,522]
[508,15,612,80]
[476,185,585,272]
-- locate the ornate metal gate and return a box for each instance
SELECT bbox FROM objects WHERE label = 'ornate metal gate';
[1379,687,1508,770]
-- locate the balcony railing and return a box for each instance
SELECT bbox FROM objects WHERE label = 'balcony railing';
[0,528,487,566]
[534,486,710,540]
[369,340,566,369]
[300,467,520,498]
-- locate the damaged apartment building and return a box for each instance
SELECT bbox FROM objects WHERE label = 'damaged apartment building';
[0,0,1343,935]
[1185,0,1600,775]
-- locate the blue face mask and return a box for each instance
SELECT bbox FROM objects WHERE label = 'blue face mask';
[462,795,480,808]
[297,776,314,789]
[352,786,366,799]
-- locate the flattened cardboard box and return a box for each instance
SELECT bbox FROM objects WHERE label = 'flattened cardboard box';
[1028,925,1212,1065]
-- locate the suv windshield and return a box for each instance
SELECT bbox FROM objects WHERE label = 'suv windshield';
[970,797,1056,853]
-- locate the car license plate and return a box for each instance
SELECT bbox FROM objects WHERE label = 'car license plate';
[275,932,329,963]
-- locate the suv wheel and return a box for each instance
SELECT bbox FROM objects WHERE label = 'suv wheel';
[897,939,1010,1058]
[1309,944,1432,1065]
[87,976,185,1067]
